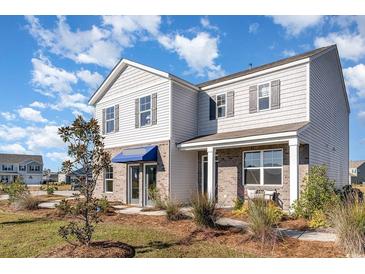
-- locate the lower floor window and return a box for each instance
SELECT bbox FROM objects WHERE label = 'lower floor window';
[105,166,113,192]
[243,149,283,185]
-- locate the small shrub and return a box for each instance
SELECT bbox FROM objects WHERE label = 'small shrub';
[2,179,29,202]
[309,210,328,229]
[46,185,58,195]
[337,185,364,203]
[233,197,244,211]
[165,199,183,221]
[293,165,338,219]
[97,196,110,214]
[56,199,71,217]
[329,201,365,257]
[233,203,249,218]
[191,194,217,228]
[247,198,282,244]
[149,187,166,210]
[13,194,40,210]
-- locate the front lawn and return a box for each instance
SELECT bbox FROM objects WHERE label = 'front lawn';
[0,207,343,258]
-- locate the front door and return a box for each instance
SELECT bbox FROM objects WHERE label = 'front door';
[128,165,140,205]
[144,164,157,206]
[202,155,218,198]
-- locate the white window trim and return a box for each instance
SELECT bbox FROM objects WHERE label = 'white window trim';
[242,149,283,186]
[139,94,152,128]
[216,92,227,119]
[257,82,271,112]
[104,167,114,193]
[201,154,219,194]
[105,106,115,134]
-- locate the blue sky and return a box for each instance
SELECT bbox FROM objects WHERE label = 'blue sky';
[0,15,364,171]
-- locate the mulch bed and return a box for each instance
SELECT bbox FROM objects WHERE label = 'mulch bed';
[41,241,135,258]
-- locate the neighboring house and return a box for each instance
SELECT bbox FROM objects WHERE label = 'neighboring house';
[0,153,43,185]
[89,45,349,210]
[42,169,59,183]
[58,168,92,185]
[349,160,365,184]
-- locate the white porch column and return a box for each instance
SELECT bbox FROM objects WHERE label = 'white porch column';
[207,147,216,200]
[289,138,299,207]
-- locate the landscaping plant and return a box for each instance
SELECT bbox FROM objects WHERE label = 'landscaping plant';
[13,194,41,210]
[165,199,183,221]
[247,198,283,244]
[56,199,72,217]
[233,197,244,211]
[293,165,338,220]
[148,186,166,210]
[57,116,111,246]
[329,200,365,257]
[191,194,218,228]
[1,178,29,202]
[97,196,110,214]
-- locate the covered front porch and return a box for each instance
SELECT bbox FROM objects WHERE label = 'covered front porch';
[178,123,309,210]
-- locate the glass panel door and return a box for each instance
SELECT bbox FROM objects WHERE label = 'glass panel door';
[145,164,157,206]
[129,165,140,204]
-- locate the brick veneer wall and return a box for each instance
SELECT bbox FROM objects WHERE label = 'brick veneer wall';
[94,141,170,205]
[198,143,309,210]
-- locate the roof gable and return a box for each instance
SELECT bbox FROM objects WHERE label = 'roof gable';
[0,154,43,164]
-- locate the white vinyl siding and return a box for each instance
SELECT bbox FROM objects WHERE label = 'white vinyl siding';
[299,49,349,187]
[170,82,199,202]
[95,65,171,148]
[198,63,309,136]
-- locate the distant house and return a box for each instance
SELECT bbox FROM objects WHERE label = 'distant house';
[0,153,43,185]
[349,160,365,184]
[42,169,59,183]
[58,167,92,184]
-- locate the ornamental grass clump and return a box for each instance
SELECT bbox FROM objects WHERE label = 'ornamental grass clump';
[165,199,184,221]
[329,200,365,257]
[13,194,41,210]
[191,194,218,228]
[247,198,283,244]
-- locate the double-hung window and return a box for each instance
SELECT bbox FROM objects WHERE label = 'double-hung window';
[244,149,283,185]
[216,93,226,118]
[19,165,26,171]
[105,106,115,133]
[2,164,13,171]
[258,83,270,111]
[140,95,151,127]
[105,166,113,192]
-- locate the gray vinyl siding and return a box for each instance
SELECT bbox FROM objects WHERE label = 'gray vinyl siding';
[198,63,309,136]
[299,49,349,187]
[95,65,171,148]
[170,82,199,202]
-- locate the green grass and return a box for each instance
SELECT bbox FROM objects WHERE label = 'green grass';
[0,212,249,258]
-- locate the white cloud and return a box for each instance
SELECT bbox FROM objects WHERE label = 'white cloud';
[248,23,259,34]
[358,111,365,123]
[0,125,27,141]
[76,69,103,89]
[50,93,94,114]
[0,143,30,154]
[343,64,365,96]
[46,151,70,162]
[30,101,47,109]
[158,32,224,78]
[1,112,16,121]
[26,125,64,151]
[18,107,47,123]
[271,16,324,35]
[282,49,296,57]
[31,56,77,95]
[314,33,365,61]
[200,17,219,31]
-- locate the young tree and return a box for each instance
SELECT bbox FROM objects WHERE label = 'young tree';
[58,116,110,246]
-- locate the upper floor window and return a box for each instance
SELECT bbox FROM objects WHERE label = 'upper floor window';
[140,95,151,127]
[19,165,26,171]
[105,166,113,192]
[106,106,115,133]
[258,83,270,111]
[2,164,13,171]
[243,149,283,185]
[29,165,41,172]
[216,93,226,118]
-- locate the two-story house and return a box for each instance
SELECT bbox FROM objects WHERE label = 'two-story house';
[89,45,349,210]
[0,153,43,185]
[349,160,365,184]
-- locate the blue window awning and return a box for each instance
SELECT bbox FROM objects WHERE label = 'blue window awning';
[111,145,158,163]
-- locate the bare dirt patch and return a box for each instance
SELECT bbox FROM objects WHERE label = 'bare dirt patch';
[42,241,135,258]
